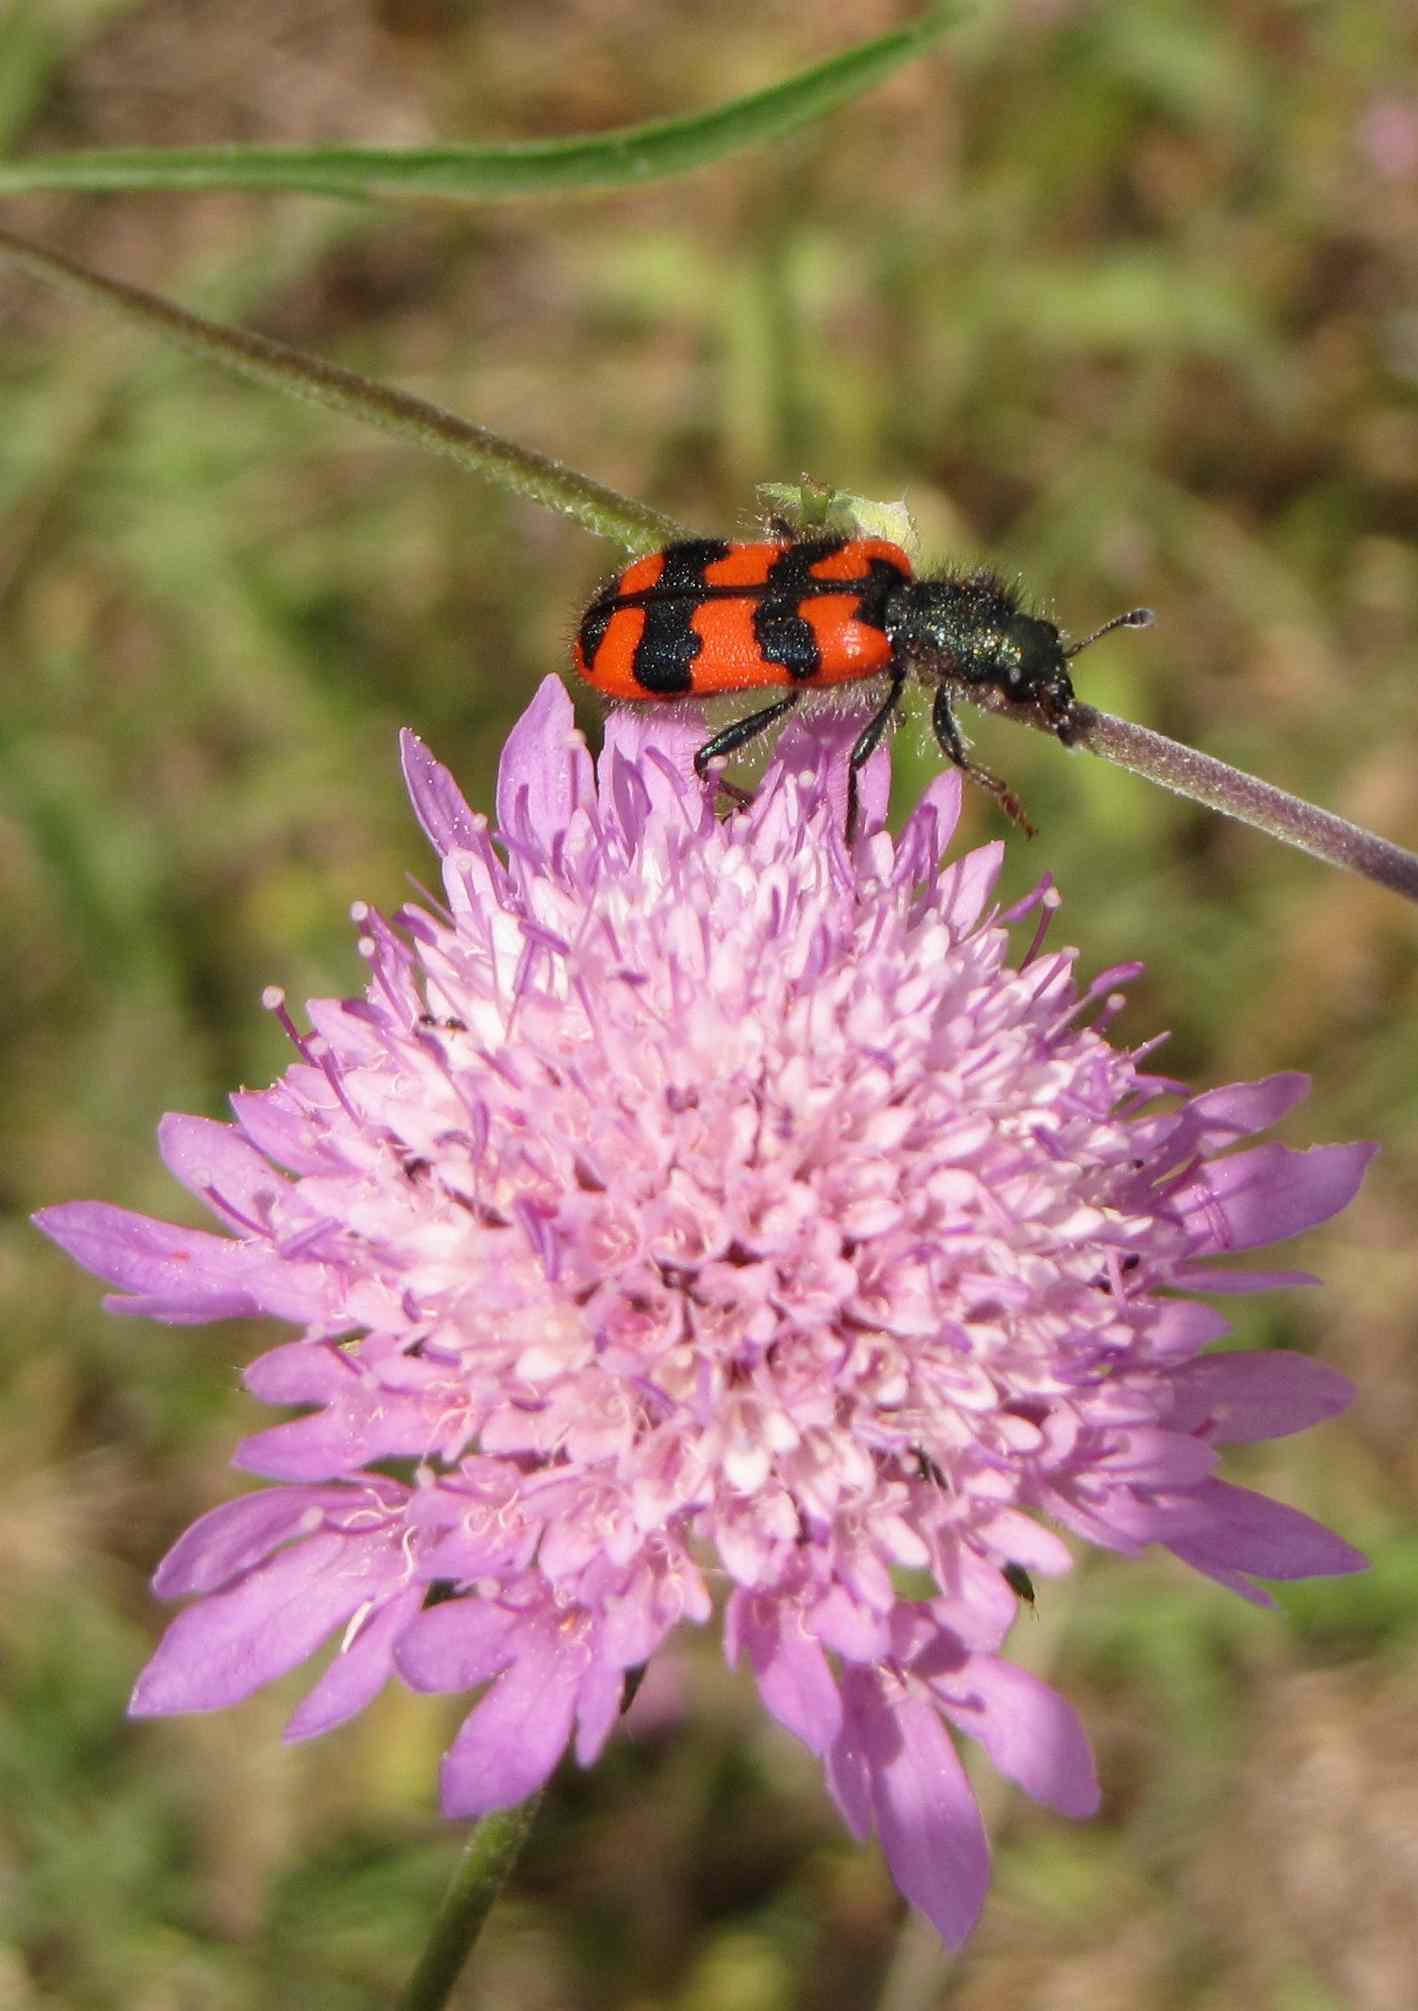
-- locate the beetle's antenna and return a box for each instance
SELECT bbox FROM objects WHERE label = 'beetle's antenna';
[1065,606,1154,658]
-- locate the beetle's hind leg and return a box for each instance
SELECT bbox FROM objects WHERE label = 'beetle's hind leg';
[931,686,1036,837]
[694,693,801,814]
[845,668,908,847]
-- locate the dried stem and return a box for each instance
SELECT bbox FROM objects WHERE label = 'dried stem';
[968,688,1418,904]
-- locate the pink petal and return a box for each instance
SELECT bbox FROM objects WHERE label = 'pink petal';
[234,1348,453,1478]
[1142,1299,1233,1362]
[1176,1141,1377,1253]
[599,1557,707,1669]
[874,1701,990,1948]
[1093,1425,1216,1488]
[33,1202,267,1321]
[934,840,1005,940]
[934,1655,1099,1818]
[847,730,894,840]
[157,1113,287,1225]
[132,1528,403,1714]
[928,1546,1044,1650]
[1183,1074,1311,1147]
[598,741,658,848]
[439,1628,582,1815]
[495,676,593,849]
[284,1584,425,1740]
[1041,1479,1204,1554]
[601,704,704,807]
[839,1668,990,1949]
[242,1340,354,1404]
[400,727,483,857]
[233,1397,434,1480]
[395,1597,526,1693]
[728,1590,843,1754]
[891,769,964,886]
[825,1708,874,1841]
[1164,1478,1368,1585]
[765,703,886,843]
[152,1485,363,1596]
[1166,1350,1354,1443]
[572,1658,626,1767]
[229,1088,338,1176]
[1170,1265,1319,1295]
[36,1199,338,1326]
[809,1582,891,1662]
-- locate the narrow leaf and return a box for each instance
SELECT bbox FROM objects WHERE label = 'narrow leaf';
[0,10,959,201]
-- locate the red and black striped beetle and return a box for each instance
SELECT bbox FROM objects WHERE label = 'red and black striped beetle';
[572,532,1150,839]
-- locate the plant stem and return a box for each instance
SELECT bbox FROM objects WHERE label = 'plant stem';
[1077,706,1418,900]
[6,226,1416,901]
[0,226,682,552]
[399,1795,544,2011]
[967,687,1418,903]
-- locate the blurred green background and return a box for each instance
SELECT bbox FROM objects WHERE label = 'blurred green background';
[4,2,1417,2006]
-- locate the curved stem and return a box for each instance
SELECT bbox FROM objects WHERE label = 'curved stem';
[0,226,683,553]
[399,1794,544,2011]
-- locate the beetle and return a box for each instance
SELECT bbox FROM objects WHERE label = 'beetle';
[572,532,1150,839]
[1001,1561,1039,1611]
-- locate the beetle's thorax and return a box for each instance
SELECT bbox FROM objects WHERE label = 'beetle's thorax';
[883,573,1076,720]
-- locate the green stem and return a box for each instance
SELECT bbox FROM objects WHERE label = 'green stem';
[399,1795,544,2011]
[0,226,683,552]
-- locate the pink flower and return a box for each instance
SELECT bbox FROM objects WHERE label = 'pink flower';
[36,679,1370,1946]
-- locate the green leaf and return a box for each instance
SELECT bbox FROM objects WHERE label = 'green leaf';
[0,225,683,552]
[0,9,961,201]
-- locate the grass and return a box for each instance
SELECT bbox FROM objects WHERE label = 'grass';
[3,1,1417,2005]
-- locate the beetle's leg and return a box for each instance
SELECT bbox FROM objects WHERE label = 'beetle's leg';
[694,694,801,812]
[931,685,1036,837]
[845,668,908,846]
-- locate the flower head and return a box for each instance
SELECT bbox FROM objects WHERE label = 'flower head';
[36,679,1371,1945]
